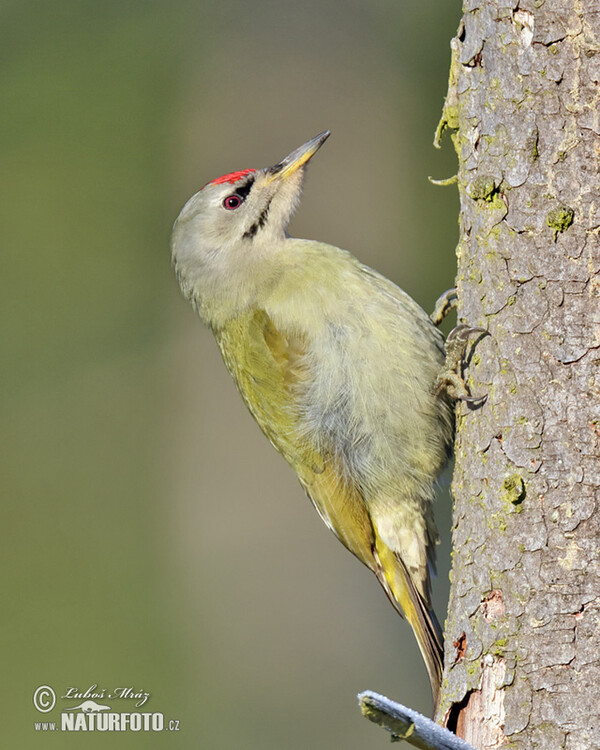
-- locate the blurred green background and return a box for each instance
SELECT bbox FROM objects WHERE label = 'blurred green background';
[2,0,461,746]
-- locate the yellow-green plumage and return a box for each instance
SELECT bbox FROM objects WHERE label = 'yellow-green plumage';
[213,241,452,704]
[171,132,454,707]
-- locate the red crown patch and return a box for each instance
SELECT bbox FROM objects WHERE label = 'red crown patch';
[207,169,255,187]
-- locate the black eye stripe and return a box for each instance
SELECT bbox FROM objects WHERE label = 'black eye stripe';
[234,176,254,201]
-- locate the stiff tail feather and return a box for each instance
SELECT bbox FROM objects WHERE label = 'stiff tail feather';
[374,543,444,710]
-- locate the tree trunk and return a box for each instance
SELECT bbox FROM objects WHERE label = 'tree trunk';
[435,2,600,748]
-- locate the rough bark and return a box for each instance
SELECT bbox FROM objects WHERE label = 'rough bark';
[435,2,600,749]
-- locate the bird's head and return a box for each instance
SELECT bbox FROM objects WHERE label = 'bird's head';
[171,131,330,322]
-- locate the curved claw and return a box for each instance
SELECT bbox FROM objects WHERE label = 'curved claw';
[445,324,488,345]
[458,391,488,406]
[435,325,489,405]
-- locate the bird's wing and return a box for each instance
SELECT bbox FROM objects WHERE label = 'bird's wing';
[216,309,378,570]
[216,308,317,469]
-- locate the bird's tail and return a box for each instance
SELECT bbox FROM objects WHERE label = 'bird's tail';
[374,542,444,710]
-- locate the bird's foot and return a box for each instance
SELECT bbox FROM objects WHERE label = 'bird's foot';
[435,324,488,405]
[430,288,458,327]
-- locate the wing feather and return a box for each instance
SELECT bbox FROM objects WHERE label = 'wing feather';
[216,309,377,569]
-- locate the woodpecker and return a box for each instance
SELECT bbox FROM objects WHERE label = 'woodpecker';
[171,131,455,706]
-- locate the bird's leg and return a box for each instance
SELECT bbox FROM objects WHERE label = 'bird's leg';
[430,288,458,327]
[435,324,488,405]
[430,288,487,403]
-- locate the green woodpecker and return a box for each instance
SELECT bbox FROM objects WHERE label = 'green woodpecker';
[171,131,455,706]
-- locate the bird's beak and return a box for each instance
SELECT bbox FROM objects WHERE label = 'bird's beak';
[266,130,330,183]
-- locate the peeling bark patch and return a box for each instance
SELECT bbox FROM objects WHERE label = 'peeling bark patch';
[453,632,468,663]
[483,590,505,622]
[513,9,535,46]
[446,658,507,748]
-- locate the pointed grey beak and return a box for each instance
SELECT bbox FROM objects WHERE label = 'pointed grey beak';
[266,131,330,183]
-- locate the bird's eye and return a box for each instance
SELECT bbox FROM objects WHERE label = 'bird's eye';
[223,194,243,210]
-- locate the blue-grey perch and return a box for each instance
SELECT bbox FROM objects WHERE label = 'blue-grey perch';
[358,691,476,750]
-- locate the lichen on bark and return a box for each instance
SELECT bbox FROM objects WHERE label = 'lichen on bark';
[436,3,600,749]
